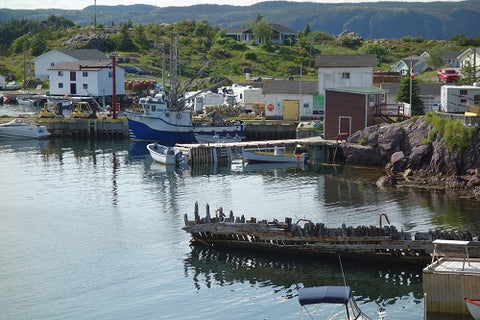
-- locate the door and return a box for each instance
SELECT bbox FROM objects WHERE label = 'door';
[282,100,299,121]
[338,116,351,135]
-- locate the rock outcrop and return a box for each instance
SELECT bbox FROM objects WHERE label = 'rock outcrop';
[342,116,480,196]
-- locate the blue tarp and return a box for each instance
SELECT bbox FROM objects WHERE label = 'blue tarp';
[298,286,352,306]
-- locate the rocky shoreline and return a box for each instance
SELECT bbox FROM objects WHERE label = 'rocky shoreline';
[342,116,480,199]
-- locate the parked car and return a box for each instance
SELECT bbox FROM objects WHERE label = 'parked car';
[437,68,459,83]
[5,81,21,90]
[124,65,144,75]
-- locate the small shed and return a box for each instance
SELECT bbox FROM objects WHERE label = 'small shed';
[324,87,387,140]
[262,79,318,120]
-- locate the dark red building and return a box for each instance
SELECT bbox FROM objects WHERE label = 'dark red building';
[324,87,387,140]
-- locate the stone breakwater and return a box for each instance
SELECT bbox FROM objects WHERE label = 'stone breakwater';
[342,116,480,198]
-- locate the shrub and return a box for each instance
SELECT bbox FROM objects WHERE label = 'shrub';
[425,113,477,152]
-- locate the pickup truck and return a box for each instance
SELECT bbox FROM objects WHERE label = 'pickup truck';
[437,68,459,82]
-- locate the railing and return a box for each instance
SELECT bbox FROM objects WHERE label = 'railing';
[436,112,480,127]
[375,103,412,118]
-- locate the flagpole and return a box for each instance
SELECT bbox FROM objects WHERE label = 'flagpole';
[409,62,413,111]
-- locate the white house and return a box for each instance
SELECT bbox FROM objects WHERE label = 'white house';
[391,54,428,76]
[33,49,110,80]
[262,80,318,120]
[47,60,125,97]
[458,48,480,78]
[315,54,376,114]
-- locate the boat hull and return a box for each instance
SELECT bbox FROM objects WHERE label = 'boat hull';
[242,149,307,163]
[183,202,480,265]
[466,298,480,320]
[127,114,197,145]
[146,143,181,165]
[0,120,51,139]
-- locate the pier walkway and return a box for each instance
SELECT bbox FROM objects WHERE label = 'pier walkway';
[176,136,346,165]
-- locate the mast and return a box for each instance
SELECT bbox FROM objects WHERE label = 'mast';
[169,33,178,108]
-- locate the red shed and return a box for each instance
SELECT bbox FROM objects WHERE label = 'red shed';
[324,87,387,140]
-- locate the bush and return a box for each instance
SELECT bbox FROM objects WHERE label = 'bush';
[425,113,477,152]
[244,51,257,61]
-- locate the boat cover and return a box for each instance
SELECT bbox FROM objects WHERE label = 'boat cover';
[298,286,352,306]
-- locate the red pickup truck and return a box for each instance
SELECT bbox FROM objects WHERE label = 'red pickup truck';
[437,68,459,82]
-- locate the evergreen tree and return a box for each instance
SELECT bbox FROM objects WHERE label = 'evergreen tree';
[395,75,424,115]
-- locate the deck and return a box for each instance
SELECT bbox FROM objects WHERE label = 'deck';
[424,240,480,317]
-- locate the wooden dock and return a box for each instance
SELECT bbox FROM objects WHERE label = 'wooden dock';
[40,118,128,139]
[423,240,480,317]
[176,136,345,164]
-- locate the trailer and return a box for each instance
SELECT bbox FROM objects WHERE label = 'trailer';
[440,85,480,113]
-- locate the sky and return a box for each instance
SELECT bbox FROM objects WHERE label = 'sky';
[0,0,463,10]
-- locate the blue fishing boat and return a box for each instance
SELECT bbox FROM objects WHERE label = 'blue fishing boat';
[126,92,245,146]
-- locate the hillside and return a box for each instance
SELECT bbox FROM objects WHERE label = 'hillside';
[1,1,480,40]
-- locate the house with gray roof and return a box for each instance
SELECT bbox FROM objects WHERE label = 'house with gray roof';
[47,60,125,97]
[262,79,318,120]
[380,82,444,113]
[225,23,296,44]
[33,49,110,80]
[314,54,377,115]
[391,53,428,76]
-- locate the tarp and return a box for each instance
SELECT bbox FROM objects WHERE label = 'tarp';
[298,286,352,306]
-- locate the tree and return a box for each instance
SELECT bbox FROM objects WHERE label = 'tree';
[251,17,273,44]
[395,75,424,115]
[459,59,480,85]
[427,45,446,69]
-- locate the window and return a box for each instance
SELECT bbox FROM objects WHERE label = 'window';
[58,71,63,76]
[58,83,63,88]
[50,62,55,66]
[303,102,309,108]
[460,90,468,95]
[82,83,88,90]
[342,72,350,79]
[82,71,88,77]
[108,71,113,78]
[474,95,480,105]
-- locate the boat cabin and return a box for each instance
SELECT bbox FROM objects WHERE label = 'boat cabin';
[139,93,171,115]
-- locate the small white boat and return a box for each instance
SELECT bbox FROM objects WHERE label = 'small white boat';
[147,142,183,165]
[242,146,308,164]
[194,132,244,144]
[465,298,480,320]
[0,118,51,139]
[298,286,373,320]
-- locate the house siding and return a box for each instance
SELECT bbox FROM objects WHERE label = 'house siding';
[324,90,368,139]
[48,66,125,97]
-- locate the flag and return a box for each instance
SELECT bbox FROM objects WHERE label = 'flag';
[410,62,414,80]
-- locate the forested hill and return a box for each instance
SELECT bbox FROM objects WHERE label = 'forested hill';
[0,0,479,40]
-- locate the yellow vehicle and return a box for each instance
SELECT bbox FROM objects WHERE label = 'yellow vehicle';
[39,102,57,118]
[70,101,97,119]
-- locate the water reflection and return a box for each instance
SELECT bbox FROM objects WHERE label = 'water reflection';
[183,246,423,306]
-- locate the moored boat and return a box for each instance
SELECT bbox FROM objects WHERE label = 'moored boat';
[0,118,51,139]
[126,92,245,146]
[299,286,373,320]
[242,145,308,163]
[465,298,480,320]
[147,142,183,165]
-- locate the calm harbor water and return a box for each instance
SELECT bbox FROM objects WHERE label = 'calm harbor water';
[1,136,479,320]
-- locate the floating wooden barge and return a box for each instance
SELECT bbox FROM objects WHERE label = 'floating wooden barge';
[183,202,480,264]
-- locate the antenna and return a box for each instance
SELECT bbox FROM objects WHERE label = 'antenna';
[94,0,97,30]
[338,255,347,287]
